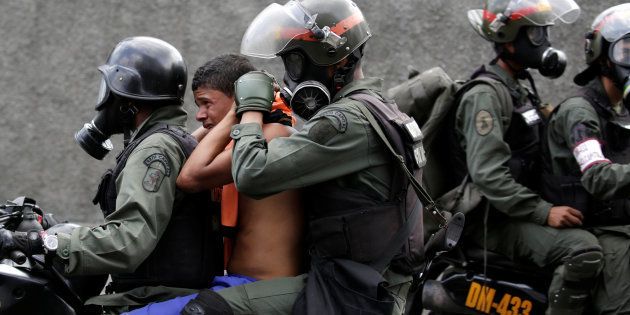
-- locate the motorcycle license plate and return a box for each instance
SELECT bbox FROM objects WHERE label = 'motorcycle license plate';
[465,281,533,315]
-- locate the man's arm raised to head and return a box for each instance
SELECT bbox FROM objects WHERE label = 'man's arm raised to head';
[191,126,211,142]
[178,107,237,193]
[178,108,294,193]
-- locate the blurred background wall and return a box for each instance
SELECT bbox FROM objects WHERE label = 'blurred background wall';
[0,0,619,223]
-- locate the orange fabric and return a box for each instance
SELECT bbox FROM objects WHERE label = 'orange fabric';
[221,182,238,268]
[272,92,296,126]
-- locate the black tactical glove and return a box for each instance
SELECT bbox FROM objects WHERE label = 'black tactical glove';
[0,228,44,256]
[263,109,293,126]
[180,289,233,315]
[234,71,276,117]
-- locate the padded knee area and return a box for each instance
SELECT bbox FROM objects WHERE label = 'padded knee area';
[564,245,603,282]
[181,289,233,315]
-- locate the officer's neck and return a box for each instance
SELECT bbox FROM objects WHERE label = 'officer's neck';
[496,57,523,80]
[134,107,153,129]
[353,65,364,80]
[601,75,623,106]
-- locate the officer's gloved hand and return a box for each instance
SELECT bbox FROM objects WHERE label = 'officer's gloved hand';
[0,228,44,257]
[234,70,276,117]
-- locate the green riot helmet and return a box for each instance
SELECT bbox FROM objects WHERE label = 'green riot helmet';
[468,0,580,43]
[96,36,187,107]
[575,4,630,91]
[240,0,371,120]
[468,0,579,78]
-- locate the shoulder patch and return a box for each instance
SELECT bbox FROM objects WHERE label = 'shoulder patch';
[142,153,171,192]
[320,110,348,133]
[308,119,339,145]
[143,153,172,177]
[475,110,494,136]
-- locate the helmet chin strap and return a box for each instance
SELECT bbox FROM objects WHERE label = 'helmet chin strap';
[120,103,139,148]
[332,46,364,95]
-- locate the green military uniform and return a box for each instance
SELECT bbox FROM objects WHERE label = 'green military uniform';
[454,64,600,302]
[55,106,198,309]
[215,77,411,314]
[545,77,630,314]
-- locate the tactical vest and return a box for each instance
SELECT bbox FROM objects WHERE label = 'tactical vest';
[93,123,223,292]
[448,68,543,191]
[305,90,425,274]
[541,86,630,226]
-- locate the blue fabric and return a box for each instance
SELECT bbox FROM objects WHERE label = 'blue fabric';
[123,274,257,315]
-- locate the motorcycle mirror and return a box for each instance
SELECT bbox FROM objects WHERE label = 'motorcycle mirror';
[425,212,465,258]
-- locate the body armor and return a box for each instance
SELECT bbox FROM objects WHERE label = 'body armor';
[448,69,543,191]
[306,91,425,274]
[93,123,222,292]
[541,86,630,226]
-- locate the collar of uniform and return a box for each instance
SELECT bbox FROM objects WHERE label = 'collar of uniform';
[332,77,383,103]
[586,77,610,107]
[131,105,188,142]
[586,77,630,124]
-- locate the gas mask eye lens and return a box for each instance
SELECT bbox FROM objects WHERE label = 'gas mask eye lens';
[526,26,548,46]
[283,52,304,81]
[95,77,110,109]
[611,37,630,66]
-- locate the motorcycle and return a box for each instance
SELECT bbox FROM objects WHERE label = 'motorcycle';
[0,196,107,315]
[408,219,552,315]
[0,194,549,315]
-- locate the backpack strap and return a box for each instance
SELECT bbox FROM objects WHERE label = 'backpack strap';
[349,93,446,225]
[350,93,447,271]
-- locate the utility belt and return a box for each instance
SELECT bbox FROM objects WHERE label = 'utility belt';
[309,202,402,264]
[541,173,630,226]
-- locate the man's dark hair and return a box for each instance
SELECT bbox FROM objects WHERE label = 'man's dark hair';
[191,54,256,96]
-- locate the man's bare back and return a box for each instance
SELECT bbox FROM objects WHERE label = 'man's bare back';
[228,190,303,279]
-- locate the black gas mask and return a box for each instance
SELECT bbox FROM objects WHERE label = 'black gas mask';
[74,78,138,160]
[280,48,362,120]
[508,26,567,79]
[607,35,630,107]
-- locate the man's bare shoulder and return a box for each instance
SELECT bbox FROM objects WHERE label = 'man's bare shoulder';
[262,123,296,140]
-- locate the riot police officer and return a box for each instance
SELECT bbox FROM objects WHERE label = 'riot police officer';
[450,1,603,314]
[180,0,426,314]
[542,4,630,313]
[0,36,222,311]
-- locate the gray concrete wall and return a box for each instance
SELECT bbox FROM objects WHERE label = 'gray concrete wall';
[0,0,619,223]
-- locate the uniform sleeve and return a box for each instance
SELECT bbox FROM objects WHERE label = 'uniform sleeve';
[458,86,551,224]
[231,104,388,199]
[55,135,183,275]
[556,100,630,200]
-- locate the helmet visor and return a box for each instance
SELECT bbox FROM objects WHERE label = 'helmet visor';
[241,1,318,59]
[610,37,630,66]
[504,0,580,25]
[593,4,630,43]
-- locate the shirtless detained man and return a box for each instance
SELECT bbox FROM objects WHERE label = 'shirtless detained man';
[126,54,303,315]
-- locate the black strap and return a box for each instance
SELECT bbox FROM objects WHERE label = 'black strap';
[352,94,447,226]
[350,93,445,272]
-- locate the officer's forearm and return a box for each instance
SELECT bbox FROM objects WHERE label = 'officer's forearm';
[55,220,158,275]
[582,162,630,199]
